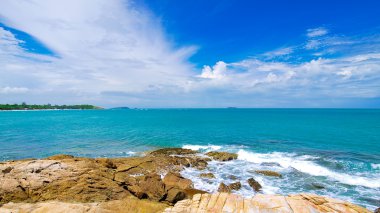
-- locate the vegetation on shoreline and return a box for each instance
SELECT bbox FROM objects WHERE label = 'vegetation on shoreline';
[0,103,102,110]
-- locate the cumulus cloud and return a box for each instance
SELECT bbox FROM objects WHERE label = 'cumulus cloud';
[195,53,380,102]
[199,61,227,79]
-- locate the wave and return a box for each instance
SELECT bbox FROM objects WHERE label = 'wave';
[237,150,380,188]
[372,163,380,169]
[182,144,222,151]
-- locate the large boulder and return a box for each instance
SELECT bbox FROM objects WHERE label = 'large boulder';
[163,172,193,190]
[248,178,262,192]
[205,151,238,161]
[125,173,166,201]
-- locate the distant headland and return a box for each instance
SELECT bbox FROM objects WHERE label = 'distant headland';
[0,103,103,110]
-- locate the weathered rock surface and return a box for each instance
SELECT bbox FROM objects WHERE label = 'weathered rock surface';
[0,148,202,205]
[255,169,282,178]
[0,196,168,213]
[205,151,238,161]
[163,193,371,213]
[0,149,372,213]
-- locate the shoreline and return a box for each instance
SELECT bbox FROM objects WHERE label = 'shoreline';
[0,148,375,212]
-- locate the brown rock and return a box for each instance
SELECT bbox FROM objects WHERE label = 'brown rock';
[1,166,12,174]
[127,173,166,201]
[45,154,74,160]
[148,148,197,156]
[205,151,238,161]
[228,182,241,191]
[247,178,262,192]
[217,183,231,193]
[166,188,186,203]
[96,158,117,169]
[164,193,372,213]
[199,173,215,179]
[375,207,380,213]
[255,170,282,178]
[163,172,193,190]
[1,197,169,213]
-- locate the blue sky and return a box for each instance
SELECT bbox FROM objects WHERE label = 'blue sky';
[0,0,380,107]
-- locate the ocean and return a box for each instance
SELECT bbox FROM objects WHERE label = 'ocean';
[0,109,379,210]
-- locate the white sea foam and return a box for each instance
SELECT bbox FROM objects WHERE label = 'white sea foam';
[372,163,380,169]
[237,150,380,188]
[182,144,222,151]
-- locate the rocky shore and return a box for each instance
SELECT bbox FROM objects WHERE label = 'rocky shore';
[0,148,374,212]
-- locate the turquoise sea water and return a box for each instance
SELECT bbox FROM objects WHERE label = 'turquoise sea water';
[0,109,379,209]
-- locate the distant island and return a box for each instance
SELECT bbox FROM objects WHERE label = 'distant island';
[0,103,102,110]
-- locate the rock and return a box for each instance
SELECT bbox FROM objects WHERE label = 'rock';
[217,183,231,193]
[199,173,215,179]
[126,173,166,201]
[375,207,380,213]
[45,154,74,160]
[247,178,262,192]
[311,183,326,189]
[1,166,12,174]
[255,170,282,178]
[228,182,241,191]
[166,188,186,203]
[192,159,208,170]
[164,193,372,213]
[1,197,169,213]
[96,158,117,169]
[182,188,207,198]
[149,148,197,156]
[217,182,241,193]
[228,175,238,180]
[163,172,193,190]
[205,151,238,161]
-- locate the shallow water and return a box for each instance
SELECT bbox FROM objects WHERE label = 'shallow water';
[0,109,379,209]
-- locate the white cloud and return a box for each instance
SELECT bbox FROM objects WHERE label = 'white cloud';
[0,2,379,107]
[0,0,196,105]
[0,87,29,94]
[262,47,293,58]
[307,27,328,38]
[195,53,380,101]
[199,61,227,79]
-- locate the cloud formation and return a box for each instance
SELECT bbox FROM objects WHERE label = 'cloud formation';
[307,27,328,37]
[0,0,195,105]
[0,1,379,107]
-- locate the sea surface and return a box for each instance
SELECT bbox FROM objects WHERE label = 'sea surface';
[0,109,379,210]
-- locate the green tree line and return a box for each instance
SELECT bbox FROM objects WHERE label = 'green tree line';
[0,103,102,110]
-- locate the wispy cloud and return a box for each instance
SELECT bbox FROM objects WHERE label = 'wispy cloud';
[0,0,196,105]
[307,27,328,38]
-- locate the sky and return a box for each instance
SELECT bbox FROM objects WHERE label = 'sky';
[0,0,380,108]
